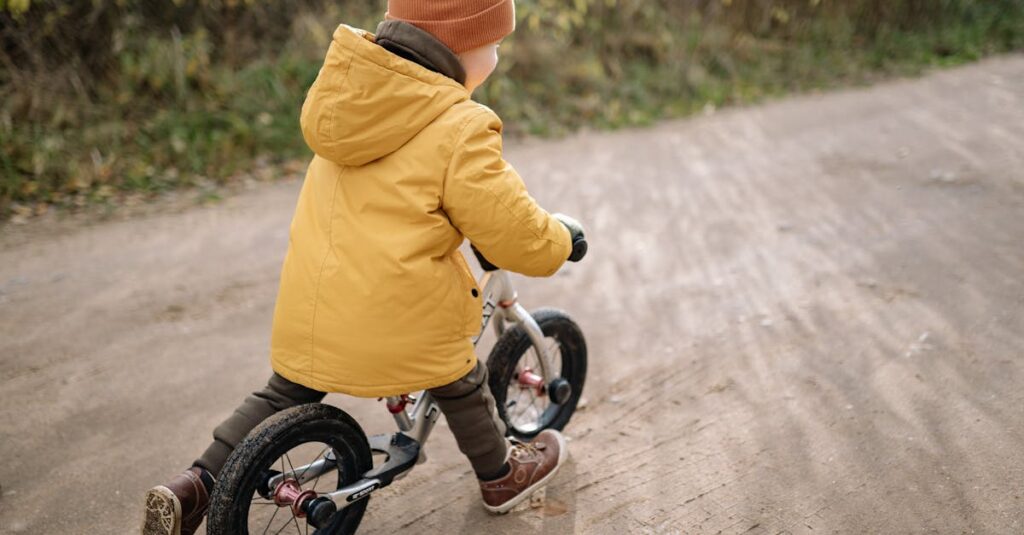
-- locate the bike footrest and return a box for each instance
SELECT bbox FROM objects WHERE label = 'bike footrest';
[364,433,420,486]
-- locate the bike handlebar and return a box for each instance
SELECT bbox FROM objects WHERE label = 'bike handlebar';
[568,235,588,262]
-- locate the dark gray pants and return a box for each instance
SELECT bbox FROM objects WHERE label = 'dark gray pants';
[194,360,508,479]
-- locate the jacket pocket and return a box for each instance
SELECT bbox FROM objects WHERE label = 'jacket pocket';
[448,252,482,337]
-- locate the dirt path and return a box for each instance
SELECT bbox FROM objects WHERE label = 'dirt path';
[2,56,1023,534]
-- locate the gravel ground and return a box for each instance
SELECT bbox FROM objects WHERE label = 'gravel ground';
[1,55,1023,534]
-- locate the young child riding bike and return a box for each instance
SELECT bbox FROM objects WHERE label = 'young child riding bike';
[141,1,586,533]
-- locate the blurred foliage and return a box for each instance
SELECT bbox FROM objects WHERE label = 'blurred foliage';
[2,0,1023,218]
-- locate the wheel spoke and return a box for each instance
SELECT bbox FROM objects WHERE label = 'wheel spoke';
[513,389,527,423]
[298,446,328,481]
[283,452,298,478]
[310,469,324,493]
[547,340,563,376]
[526,388,541,423]
[315,446,338,493]
[262,504,281,535]
[270,514,294,535]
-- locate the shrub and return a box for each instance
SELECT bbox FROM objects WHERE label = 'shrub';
[2,0,1023,217]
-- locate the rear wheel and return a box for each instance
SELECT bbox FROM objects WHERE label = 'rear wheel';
[207,403,372,535]
[487,308,587,440]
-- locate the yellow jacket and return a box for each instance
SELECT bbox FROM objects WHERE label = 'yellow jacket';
[269,25,572,396]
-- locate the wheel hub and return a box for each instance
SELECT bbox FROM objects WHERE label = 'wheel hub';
[516,367,546,395]
[272,479,318,518]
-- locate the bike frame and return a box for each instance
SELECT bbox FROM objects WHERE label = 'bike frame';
[265,268,560,515]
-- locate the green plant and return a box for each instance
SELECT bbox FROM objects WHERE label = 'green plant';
[2,0,1023,218]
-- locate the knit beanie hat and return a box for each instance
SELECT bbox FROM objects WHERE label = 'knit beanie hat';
[385,0,516,54]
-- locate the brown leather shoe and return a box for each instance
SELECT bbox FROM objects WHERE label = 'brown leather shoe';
[479,429,568,514]
[141,467,213,535]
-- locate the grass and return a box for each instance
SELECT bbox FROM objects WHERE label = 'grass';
[2,1,1023,220]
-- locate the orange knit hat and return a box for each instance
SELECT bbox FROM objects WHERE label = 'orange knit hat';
[385,0,516,54]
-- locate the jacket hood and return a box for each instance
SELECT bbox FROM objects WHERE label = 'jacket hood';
[300,25,470,167]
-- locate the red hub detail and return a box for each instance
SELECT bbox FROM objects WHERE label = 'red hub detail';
[272,479,318,518]
[517,367,546,396]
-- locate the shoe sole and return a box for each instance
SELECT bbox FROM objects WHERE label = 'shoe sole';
[142,486,181,535]
[483,432,569,515]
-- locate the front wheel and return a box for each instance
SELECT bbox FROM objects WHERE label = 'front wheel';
[487,308,587,440]
[207,403,372,535]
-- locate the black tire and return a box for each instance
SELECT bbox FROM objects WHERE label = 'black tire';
[207,403,373,535]
[487,308,587,440]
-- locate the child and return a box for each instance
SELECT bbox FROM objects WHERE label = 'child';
[142,1,585,533]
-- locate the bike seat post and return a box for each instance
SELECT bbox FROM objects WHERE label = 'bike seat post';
[385,395,413,431]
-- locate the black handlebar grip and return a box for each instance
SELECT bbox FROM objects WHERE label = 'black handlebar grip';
[569,237,587,262]
[471,245,500,272]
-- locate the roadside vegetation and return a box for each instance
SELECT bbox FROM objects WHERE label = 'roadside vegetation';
[2,0,1023,220]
